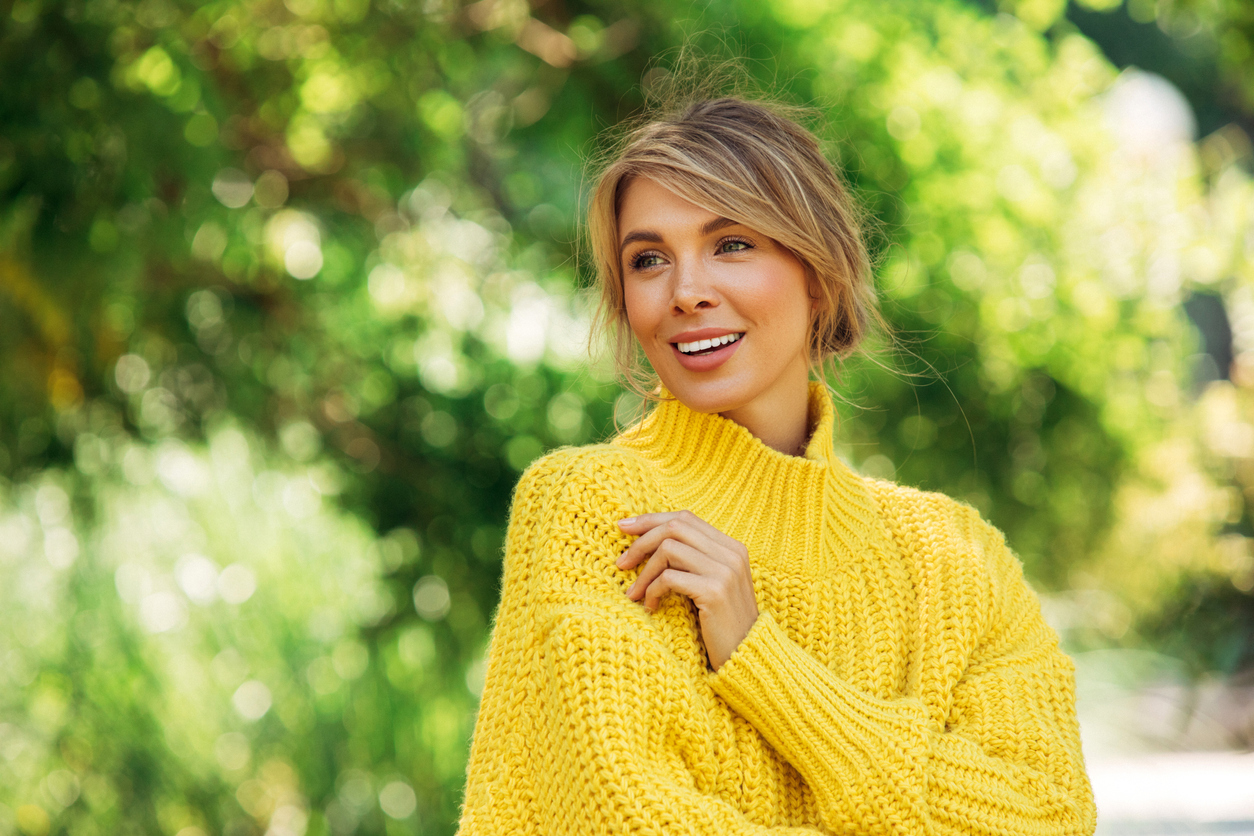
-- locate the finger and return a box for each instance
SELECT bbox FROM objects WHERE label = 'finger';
[618,518,688,571]
[615,513,680,570]
[618,509,722,535]
[641,566,715,613]
[626,538,709,601]
[666,508,746,554]
[616,511,686,535]
[616,514,721,571]
[647,510,737,554]
[660,509,751,566]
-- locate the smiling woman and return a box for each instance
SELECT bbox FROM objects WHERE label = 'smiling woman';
[591,98,878,397]
[617,176,815,455]
[455,96,1096,835]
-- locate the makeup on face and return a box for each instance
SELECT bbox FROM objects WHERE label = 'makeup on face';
[617,176,814,438]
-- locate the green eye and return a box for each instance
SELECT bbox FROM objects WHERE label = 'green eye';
[631,253,663,270]
[720,238,751,253]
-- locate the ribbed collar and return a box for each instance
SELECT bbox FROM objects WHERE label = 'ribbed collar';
[616,380,836,469]
[611,382,884,572]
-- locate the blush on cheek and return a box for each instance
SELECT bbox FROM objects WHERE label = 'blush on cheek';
[623,288,658,344]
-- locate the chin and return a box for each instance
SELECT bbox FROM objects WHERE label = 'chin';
[658,375,754,415]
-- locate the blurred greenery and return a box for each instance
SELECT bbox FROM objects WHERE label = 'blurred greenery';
[2,0,1254,832]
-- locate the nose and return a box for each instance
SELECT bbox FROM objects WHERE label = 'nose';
[669,260,718,315]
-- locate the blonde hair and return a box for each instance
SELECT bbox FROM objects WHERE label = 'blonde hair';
[585,96,882,398]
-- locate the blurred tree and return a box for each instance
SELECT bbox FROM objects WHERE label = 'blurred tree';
[2,0,1253,833]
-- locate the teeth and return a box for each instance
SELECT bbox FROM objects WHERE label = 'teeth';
[677,333,743,354]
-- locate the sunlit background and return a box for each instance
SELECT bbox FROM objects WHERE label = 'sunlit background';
[2,0,1254,832]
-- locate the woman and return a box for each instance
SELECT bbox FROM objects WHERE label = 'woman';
[456,97,1096,835]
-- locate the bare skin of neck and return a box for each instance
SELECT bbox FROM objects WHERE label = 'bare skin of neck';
[718,364,813,457]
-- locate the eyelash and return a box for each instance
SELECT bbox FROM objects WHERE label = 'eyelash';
[629,251,663,271]
[628,237,755,271]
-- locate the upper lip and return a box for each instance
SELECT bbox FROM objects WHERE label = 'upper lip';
[667,327,745,344]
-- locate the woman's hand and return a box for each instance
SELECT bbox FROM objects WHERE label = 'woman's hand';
[616,510,759,672]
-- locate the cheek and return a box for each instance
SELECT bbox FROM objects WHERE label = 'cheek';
[622,283,656,341]
[623,285,641,330]
[744,268,813,330]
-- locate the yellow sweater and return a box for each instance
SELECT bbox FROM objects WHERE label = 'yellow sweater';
[457,382,1095,835]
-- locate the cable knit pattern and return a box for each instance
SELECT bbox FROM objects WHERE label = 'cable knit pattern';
[457,382,1095,836]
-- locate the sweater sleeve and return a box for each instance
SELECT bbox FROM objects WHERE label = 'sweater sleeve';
[706,504,1096,836]
[456,454,827,836]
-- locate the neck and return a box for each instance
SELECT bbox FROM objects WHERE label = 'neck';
[718,369,814,456]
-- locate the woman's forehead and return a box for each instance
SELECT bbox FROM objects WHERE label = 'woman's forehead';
[617,178,730,235]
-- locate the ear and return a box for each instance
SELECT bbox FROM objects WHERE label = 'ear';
[807,274,823,311]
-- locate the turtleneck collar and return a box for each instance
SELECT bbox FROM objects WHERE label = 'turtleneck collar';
[611,381,884,570]
[617,380,838,468]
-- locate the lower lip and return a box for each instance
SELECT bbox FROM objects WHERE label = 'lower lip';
[670,337,743,371]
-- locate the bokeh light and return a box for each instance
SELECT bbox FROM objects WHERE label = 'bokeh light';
[3,0,1254,831]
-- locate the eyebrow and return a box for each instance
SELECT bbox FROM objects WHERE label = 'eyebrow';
[618,216,740,255]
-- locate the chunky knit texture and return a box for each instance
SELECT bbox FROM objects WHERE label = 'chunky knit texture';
[457,382,1095,836]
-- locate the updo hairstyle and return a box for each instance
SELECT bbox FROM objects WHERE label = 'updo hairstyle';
[585,96,880,396]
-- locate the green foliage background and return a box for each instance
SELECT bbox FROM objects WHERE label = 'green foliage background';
[2,0,1253,832]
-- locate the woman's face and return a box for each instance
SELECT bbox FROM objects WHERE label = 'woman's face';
[618,176,815,418]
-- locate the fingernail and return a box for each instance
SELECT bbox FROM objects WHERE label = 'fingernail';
[618,517,636,527]
[615,553,627,568]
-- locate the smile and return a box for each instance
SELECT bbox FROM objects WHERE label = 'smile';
[674,333,744,355]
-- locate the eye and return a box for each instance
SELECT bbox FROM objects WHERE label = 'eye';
[718,237,753,254]
[629,251,665,271]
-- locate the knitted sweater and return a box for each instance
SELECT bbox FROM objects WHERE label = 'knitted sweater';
[457,381,1095,836]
